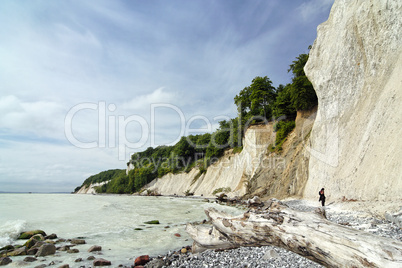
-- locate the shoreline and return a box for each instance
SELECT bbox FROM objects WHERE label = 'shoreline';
[2,197,401,267]
[86,192,402,219]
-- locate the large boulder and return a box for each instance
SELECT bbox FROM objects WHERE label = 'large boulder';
[304,0,402,201]
[35,244,56,257]
[24,234,45,249]
[18,230,46,240]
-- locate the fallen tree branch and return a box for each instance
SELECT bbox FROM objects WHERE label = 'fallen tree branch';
[186,199,402,267]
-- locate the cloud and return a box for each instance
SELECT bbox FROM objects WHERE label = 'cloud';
[121,88,176,111]
[0,95,66,139]
[297,0,335,22]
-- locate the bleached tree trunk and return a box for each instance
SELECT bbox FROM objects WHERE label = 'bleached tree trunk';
[186,199,402,268]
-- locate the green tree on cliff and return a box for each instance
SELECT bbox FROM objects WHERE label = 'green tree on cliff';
[234,76,276,122]
[287,53,317,110]
[273,83,296,119]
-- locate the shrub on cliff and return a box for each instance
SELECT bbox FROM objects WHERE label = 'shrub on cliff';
[274,120,296,148]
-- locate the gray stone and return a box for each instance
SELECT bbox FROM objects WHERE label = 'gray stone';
[27,247,38,255]
[93,258,111,266]
[144,258,165,268]
[23,256,37,262]
[67,248,79,253]
[88,245,102,252]
[71,239,86,245]
[45,233,58,240]
[35,243,56,257]
[32,241,46,249]
[0,257,12,266]
[58,245,70,251]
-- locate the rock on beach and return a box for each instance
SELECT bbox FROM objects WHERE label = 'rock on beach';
[7,246,27,256]
[35,243,56,257]
[0,257,12,266]
[70,239,86,245]
[88,245,102,252]
[134,255,150,266]
[93,258,112,266]
[18,230,46,240]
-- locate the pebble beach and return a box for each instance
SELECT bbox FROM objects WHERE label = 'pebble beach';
[150,199,402,268]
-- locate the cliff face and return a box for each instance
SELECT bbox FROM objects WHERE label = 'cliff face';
[76,181,109,194]
[245,108,316,200]
[144,124,275,198]
[303,0,402,201]
[143,108,316,199]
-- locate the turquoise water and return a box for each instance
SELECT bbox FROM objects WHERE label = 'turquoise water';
[0,194,244,267]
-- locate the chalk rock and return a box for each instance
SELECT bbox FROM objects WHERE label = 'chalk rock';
[304,0,402,201]
[263,249,279,260]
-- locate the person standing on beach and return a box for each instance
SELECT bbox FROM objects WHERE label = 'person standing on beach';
[319,188,326,206]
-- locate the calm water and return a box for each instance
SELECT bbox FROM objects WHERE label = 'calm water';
[0,194,244,267]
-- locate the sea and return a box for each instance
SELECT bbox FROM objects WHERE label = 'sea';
[0,193,244,267]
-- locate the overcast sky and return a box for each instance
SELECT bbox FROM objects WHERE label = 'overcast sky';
[0,0,334,193]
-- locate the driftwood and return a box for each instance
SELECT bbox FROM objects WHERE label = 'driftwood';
[186,199,402,268]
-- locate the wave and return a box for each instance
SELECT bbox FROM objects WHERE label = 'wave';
[0,220,27,247]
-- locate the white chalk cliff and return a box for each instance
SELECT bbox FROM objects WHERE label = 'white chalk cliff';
[303,0,402,201]
[76,181,109,194]
[144,125,275,198]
